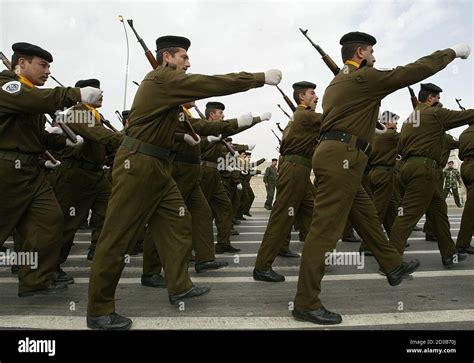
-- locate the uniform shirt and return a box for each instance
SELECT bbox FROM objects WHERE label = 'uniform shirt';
[263,165,278,185]
[280,105,322,159]
[0,70,81,153]
[60,103,123,165]
[439,134,459,168]
[321,49,456,145]
[398,103,474,163]
[443,167,462,188]
[173,115,239,160]
[368,128,399,167]
[200,118,261,163]
[126,63,264,150]
[459,124,474,160]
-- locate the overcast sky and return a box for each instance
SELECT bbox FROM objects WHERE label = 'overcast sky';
[1,0,473,160]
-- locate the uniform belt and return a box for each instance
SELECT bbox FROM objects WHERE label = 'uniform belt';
[372,165,395,172]
[122,136,174,161]
[405,155,438,169]
[281,154,312,169]
[201,160,218,169]
[173,152,201,165]
[320,131,372,157]
[62,158,103,172]
[0,150,40,166]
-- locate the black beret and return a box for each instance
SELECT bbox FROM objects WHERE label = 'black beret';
[12,42,53,62]
[122,110,131,118]
[206,101,225,110]
[339,32,377,46]
[156,35,191,52]
[75,79,100,88]
[380,110,400,124]
[272,158,278,162]
[245,151,252,156]
[420,83,443,93]
[292,81,316,91]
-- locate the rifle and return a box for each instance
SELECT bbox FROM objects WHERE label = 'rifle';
[0,51,62,164]
[299,28,340,76]
[276,85,296,112]
[277,103,291,119]
[127,19,199,141]
[455,98,466,111]
[115,110,124,123]
[408,87,419,109]
[276,122,284,133]
[271,129,282,145]
[192,105,237,155]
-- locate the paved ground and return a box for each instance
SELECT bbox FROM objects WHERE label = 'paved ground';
[0,195,473,331]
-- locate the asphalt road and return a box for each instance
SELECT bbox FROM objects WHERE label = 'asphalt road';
[0,197,473,331]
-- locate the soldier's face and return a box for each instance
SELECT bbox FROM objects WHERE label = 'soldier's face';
[166,48,191,72]
[19,56,51,86]
[359,45,376,67]
[209,109,224,121]
[301,89,318,111]
[272,161,277,166]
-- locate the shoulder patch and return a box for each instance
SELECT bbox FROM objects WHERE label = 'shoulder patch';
[2,81,21,94]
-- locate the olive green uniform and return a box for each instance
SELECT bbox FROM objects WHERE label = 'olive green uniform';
[423,134,458,237]
[456,125,474,248]
[87,64,265,316]
[142,115,241,275]
[239,160,264,217]
[54,105,123,266]
[200,124,257,252]
[263,164,278,208]
[0,70,81,293]
[295,49,456,311]
[255,105,320,271]
[390,103,474,257]
[367,129,399,234]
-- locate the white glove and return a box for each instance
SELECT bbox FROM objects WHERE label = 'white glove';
[80,86,103,105]
[248,144,256,151]
[236,183,243,191]
[46,125,63,135]
[184,133,201,146]
[260,112,272,121]
[375,125,388,135]
[207,134,222,143]
[66,135,84,147]
[450,44,471,59]
[44,160,61,169]
[237,112,253,127]
[264,69,282,85]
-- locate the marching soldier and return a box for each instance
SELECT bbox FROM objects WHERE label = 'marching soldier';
[367,110,400,235]
[390,83,473,268]
[87,35,282,329]
[456,124,474,254]
[423,133,459,241]
[140,101,247,288]
[254,81,320,282]
[200,101,270,253]
[0,42,101,296]
[293,32,469,325]
[238,151,265,218]
[53,78,123,282]
[443,161,463,207]
[263,158,278,210]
